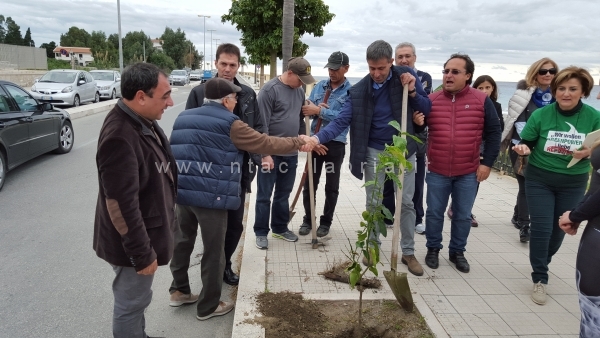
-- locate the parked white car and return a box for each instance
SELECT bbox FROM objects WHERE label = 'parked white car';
[90,70,121,100]
[30,70,99,107]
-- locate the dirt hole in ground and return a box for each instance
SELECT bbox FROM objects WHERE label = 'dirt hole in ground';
[253,291,433,338]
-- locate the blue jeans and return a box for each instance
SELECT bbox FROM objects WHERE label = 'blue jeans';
[425,171,478,254]
[253,155,298,236]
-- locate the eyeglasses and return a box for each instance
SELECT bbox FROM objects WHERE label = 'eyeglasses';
[227,95,237,102]
[538,68,557,76]
[442,69,464,75]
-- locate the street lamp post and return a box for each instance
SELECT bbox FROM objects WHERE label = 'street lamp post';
[117,0,123,74]
[207,29,216,71]
[197,15,210,70]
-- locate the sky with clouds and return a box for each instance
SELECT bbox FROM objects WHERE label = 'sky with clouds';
[3,0,600,82]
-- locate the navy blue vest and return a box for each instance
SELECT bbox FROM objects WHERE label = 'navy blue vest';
[170,102,244,210]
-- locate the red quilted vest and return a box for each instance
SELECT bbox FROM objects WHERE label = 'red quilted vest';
[427,86,487,176]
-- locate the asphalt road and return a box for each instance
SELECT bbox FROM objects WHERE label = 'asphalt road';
[0,82,236,338]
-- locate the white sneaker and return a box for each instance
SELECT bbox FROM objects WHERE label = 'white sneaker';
[415,223,425,234]
[531,282,547,305]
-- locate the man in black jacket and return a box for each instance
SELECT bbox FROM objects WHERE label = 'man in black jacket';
[184,43,262,286]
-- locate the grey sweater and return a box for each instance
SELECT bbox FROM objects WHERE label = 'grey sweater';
[258,77,306,156]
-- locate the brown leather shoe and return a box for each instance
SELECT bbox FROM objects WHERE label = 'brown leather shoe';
[401,254,424,276]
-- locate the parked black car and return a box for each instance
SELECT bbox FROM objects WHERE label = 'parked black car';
[0,80,74,191]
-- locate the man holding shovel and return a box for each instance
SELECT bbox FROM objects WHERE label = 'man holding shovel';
[296,51,352,238]
[303,40,431,276]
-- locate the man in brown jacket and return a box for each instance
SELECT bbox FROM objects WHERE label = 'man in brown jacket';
[169,77,307,320]
[93,62,175,338]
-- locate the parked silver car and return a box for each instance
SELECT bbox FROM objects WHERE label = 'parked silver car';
[169,70,189,86]
[30,70,99,107]
[90,70,121,100]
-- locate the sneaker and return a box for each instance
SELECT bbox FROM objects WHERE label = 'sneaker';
[272,230,298,242]
[449,252,470,273]
[169,291,199,307]
[425,248,440,269]
[196,301,235,320]
[298,222,311,236]
[316,225,330,237]
[415,223,425,234]
[531,282,547,305]
[446,207,453,219]
[519,225,530,243]
[471,214,478,227]
[255,236,268,249]
[401,255,424,276]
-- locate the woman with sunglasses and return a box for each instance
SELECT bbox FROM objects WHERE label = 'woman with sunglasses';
[513,67,600,306]
[501,57,558,243]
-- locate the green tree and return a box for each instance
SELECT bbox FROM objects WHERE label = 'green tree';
[23,27,34,46]
[122,31,153,65]
[0,15,6,43]
[40,41,57,58]
[60,26,91,47]
[4,17,23,45]
[281,0,294,72]
[160,27,188,69]
[107,33,120,50]
[148,51,176,72]
[222,0,334,79]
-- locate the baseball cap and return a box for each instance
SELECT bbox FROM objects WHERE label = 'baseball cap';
[204,77,241,99]
[324,51,349,70]
[287,57,316,84]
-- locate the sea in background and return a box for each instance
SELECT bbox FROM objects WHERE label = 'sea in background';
[313,76,600,112]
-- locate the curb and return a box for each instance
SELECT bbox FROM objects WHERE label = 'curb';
[65,100,117,120]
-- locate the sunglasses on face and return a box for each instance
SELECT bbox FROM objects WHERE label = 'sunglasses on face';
[442,69,464,75]
[538,68,557,76]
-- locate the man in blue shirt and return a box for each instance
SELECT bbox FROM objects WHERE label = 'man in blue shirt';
[383,42,433,235]
[304,40,431,276]
[299,51,352,238]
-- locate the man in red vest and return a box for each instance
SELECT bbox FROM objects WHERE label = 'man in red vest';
[420,53,501,273]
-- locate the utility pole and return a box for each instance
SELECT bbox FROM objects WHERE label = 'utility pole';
[198,15,210,70]
[207,29,216,71]
[117,0,123,73]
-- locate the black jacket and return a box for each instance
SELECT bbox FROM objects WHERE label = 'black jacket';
[185,76,263,192]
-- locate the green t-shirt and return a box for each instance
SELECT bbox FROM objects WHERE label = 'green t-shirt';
[520,102,600,175]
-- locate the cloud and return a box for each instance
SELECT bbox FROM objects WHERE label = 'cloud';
[493,66,508,70]
[3,0,600,82]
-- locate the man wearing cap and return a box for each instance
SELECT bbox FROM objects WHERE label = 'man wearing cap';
[254,57,315,250]
[298,51,352,238]
[302,40,431,276]
[168,77,307,320]
[383,42,433,235]
[185,43,262,286]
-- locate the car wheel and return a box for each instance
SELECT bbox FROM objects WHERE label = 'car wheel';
[111,89,116,100]
[0,150,6,191]
[54,120,74,154]
[73,95,80,107]
[94,92,100,103]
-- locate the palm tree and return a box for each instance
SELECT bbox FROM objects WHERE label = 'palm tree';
[282,0,294,72]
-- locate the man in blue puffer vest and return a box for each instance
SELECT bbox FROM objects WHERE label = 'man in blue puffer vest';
[168,78,307,321]
[304,40,431,276]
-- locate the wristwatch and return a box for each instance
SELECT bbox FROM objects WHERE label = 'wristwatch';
[408,88,416,94]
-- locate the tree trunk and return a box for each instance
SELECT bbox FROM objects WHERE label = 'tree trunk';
[260,64,265,88]
[282,0,294,72]
[270,50,277,80]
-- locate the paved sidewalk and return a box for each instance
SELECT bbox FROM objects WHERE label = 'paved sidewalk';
[233,152,582,337]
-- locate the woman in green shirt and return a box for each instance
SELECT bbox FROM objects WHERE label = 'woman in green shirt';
[513,67,600,306]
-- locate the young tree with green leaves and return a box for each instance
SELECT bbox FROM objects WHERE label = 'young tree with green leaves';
[23,27,34,46]
[60,26,91,47]
[40,41,57,58]
[222,0,334,79]
[0,15,6,43]
[4,17,23,45]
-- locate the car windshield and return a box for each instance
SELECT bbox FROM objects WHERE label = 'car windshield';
[172,71,186,76]
[91,72,114,81]
[39,72,77,83]
[191,70,201,74]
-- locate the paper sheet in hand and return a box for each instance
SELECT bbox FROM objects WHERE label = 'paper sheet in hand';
[567,129,600,168]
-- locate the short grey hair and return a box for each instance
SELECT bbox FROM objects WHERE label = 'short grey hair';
[366,40,393,62]
[395,42,416,55]
[205,98,223,104]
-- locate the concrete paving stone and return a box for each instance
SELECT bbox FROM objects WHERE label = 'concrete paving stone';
[446,295,495,314]
[432,278,478,296]
[300,274,338,294]
[546,276,578,295]
[498,312,556,335]
[267,276,302,293]
[497,252,530,265]
[513,293,570,313]
[549,294,581,313]
[481,294,531,313]
[267,262,300,277]
[465,278,512,295]
[470,232,506,243]
[469,252,508,266]
[422,294,458,314]
[486,241,524,253]
[436,313,476,336]
[499,276,535,295]
[426,264,464,279]
[484,264,529,279]
[537,312,580,335]
[461,313,516,336]
[548,264,577,281]
[409,277,442,295]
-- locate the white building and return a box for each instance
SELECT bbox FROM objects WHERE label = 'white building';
[53,47,95,67]
[151,39,163,51]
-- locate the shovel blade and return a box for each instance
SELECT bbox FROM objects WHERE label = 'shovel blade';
[383,270,414,312]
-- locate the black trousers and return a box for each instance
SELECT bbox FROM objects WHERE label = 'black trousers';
[576,222,600,337]
[224,191,246,269]
[302,141,346,227]
[510,149,530,224]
